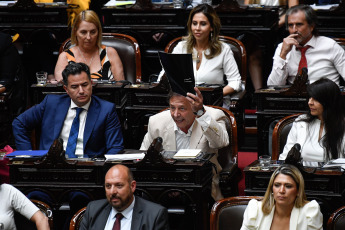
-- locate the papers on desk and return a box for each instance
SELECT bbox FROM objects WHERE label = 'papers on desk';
[173,149,202,159]
[6,150,48,160]
[104,0,136,6]
[322,158,345,170]
[310,3,339,10]
[0,1,15,6]
[105,153,145,161]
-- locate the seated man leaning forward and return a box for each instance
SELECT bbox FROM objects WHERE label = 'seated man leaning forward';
[12,62,123,158]
[267,4,345,86]
[140,87,229,201]
[80,164,169,230]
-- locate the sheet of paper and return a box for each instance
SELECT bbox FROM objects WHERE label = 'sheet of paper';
[105,153,145,161]
[104,0,135,6]
[0,1,15,6]
[173,149,201,159]
[310,3,339,10]
[331,158,345,164]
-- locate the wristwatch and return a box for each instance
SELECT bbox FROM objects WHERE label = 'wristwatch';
[194,106,205,117]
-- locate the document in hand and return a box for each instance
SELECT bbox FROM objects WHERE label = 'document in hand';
[158,52,195,96]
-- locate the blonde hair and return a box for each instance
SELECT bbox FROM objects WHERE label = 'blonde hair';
[184,4,222,59]
[261,164,308,215]
[71,10,102,48]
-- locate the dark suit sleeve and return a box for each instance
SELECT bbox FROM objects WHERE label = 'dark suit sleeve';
[104,103,124,154]
[12,95,49,150]
[154,207,170,230]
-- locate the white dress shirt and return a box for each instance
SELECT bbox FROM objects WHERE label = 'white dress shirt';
[267,35,345,86]
[158,41,242,92]
[104,196,135,230]
[59,99,91,158]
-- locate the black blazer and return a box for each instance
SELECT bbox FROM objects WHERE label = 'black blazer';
[80,196,169,230]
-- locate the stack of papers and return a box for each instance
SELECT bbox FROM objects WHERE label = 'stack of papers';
[105,153,145,161]
[104,0,136,6]
[322,158,345,170]
[173,149,202,159]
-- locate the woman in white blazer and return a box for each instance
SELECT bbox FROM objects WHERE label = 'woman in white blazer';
[279,78,345,162]
[241,164,323,230]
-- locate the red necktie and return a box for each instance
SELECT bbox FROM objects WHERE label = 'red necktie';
[297,45,310,72]
[112,213,123,230]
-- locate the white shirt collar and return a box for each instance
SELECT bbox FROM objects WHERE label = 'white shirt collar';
[173,120,195,136]
[70,98,91,111]
[111,196,135,220]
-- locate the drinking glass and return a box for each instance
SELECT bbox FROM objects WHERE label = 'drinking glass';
[36,71,47,86]
[259,155,271,171]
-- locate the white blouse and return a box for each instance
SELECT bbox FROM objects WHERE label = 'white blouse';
[158,41,242,92]
[241,199,323,230]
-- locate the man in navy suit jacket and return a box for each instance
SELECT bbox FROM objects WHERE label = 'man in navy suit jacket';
[80,164,169,230]
[12,62,123,157]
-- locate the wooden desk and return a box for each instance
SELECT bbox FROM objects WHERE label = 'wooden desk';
[244,160,345,224]
[101,5,279,80]
[255,88,309,155]
[8,151,213,230]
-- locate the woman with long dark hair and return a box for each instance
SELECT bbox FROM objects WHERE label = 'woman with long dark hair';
[280,78,345,162]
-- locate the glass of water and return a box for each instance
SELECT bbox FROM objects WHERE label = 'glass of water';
[173,0,183,8]
[36,71,47,86]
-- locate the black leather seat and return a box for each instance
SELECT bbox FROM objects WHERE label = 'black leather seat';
[69,207,86,230]
[327,206,345,230]
[210,196,263,230]
[207,105,241,197]
[271,114,301,160]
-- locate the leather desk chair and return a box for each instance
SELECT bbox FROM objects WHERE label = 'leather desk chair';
[327,206,345,230]
[210,196,263,230]
[59,33,142,84]
[208,105,241,197]
[69,207,86,230]
[271,114,301,160]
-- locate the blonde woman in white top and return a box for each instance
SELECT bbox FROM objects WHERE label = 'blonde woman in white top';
[241,164,323,230]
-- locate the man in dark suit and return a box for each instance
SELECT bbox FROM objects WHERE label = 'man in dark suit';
[12,62,123,157]
[80,164,169,230]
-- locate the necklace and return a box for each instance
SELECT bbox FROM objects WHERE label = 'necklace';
[78,47,96,67]
[196,51,203,64]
